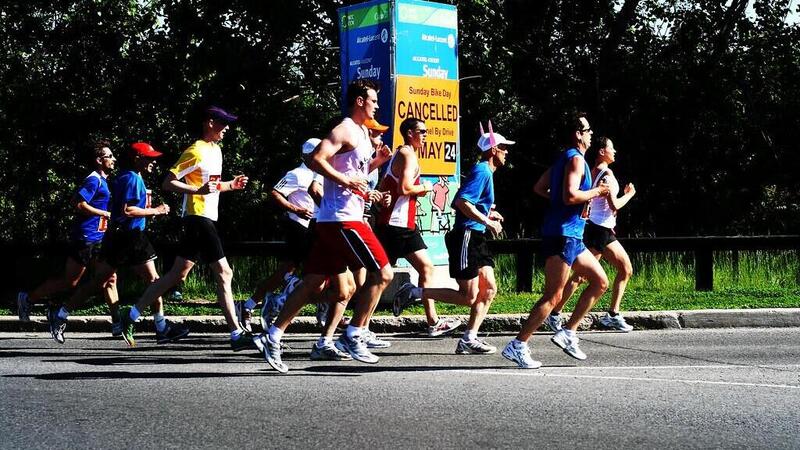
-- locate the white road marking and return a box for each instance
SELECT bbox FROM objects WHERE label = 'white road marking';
[450,369,800,390]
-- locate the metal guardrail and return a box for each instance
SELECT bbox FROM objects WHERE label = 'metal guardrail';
[7,236,799,293]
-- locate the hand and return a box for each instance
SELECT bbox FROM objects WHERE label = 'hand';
[102,211,111,219]
[294,207,314,220]
[489,209,504,222]
[486,219,503,236]
[231,174,249,190]
[596,182,611,197]
[377,144,392,161]
[196,182,213,195]
[346,176,368,194]
[624,183,636,196]
[380,191,391,207]
[154,204,170,216]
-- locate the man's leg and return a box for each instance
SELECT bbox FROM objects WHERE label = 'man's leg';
[101,272,120,326]
[137,257,194,317]
[546,248,602,332]
[311,272,355,361]
[26,257,87,304]
[404,250,465,331]
[350,264,393,328]
[209,257,239,332]
[249,260,296,306]
[46,260,115,344]
[516,256,572,342]
[563,250,609,331]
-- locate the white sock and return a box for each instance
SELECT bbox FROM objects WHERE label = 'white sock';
[463,330,477,342]
[268,325,283,343]
[230,329,243,340]
[57,306,70,320]
[153,313,166,332]
[345,325,361,339]
[512,339,527,348]
[244,298,257,310]
[129,305,141,322]
[317,336,331,348]
[564,329,576,338]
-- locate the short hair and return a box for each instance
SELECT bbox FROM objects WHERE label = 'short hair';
[346,79,380,108]
[562,111,588,146]
[93,139,112,160]
[399,117,424,142]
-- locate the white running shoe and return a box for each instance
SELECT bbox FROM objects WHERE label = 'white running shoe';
[17,292,30,322]
[502,341,542,369]
[263,335,289,373]
[455,338,497,355]
[362,329,391,349]
[310,342,352,361]
[544,313,563,332]
[598,312,634,332]
[335,334,379,364]
[550,329,587,360]
[427,317,462,337]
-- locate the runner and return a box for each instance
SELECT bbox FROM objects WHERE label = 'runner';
[376,117,463,337]
[237,138,322,332]
[545,136,637,332]
[394,121,514,354]
[502,112,610,369]
[49,143,188,346]
[134,106,253,351]
[261,79,393,373]
[17,140,119,340]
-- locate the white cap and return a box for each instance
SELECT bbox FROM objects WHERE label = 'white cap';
[302,138,321,155]
[477,132,515,151]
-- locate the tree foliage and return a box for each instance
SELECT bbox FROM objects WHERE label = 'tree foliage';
[1,0,798,244]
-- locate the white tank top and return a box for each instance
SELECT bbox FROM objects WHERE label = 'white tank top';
[317,118,373,222]
[588,167,619,229]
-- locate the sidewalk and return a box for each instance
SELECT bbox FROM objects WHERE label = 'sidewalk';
[3,308,800,333]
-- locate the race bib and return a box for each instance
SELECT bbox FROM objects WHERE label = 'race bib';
[97,215,108,232]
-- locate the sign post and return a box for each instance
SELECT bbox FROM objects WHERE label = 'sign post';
[339,0,460,270]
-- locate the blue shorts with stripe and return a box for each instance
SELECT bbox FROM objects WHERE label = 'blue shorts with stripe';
[445,227,494,280]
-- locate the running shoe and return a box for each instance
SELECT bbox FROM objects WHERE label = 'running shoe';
[598,312,634,332]
[335,334,379,364]
[544,313,563,332]
[310,342,352,361]
[362,329,391,349]
[427,317,462,337]
[230,331,258,352]
[550,329,587,360]
[234,301,253,333]
[455,338,496,355]
[316,302,329,327]
[111,321,123,337]
[156,321,190,344]
[47,307,66,344]
[392,282,420,317]
[119,308,136,347]
[16,292,30,322]
[501,341,542,369]
[263,334,288,373]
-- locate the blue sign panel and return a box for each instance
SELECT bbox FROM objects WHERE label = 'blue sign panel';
[338,1,394,126]
[394,0,458,79]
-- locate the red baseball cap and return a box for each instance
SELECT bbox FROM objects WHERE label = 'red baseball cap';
[130,142,163,158]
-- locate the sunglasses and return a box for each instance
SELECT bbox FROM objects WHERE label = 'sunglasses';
[416,129,428,134]
[579,127,592,134]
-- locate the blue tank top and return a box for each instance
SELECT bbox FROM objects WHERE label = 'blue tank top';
[541,148,592,238]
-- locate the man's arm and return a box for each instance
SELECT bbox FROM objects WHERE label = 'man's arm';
[308,124,368,193]
[533,168,551,199]
[454,198,502,235]
[308,180,323,206]
[562,157,608,205]
[75,200,110,218]
[395,147,429,196]
[269,189,313,219]
[124,202,169,217]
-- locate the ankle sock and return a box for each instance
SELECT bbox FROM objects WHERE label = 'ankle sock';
[463,330,477,342]
[608,311,619,317]
[512,339,527,348]
[345,325,361,339]
[317,337,331,348]
[129,305,141,322]
[268,325,283,343]
[230,329,243,340]
[153,313,167,332]
[564,329,576,338]
[57,306,70,320]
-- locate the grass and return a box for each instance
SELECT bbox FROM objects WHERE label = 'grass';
[5,250,799,317]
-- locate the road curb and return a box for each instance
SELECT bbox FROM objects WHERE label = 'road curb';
[3,308,799,333]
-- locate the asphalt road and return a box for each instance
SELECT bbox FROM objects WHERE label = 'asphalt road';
[1,328,799,449]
